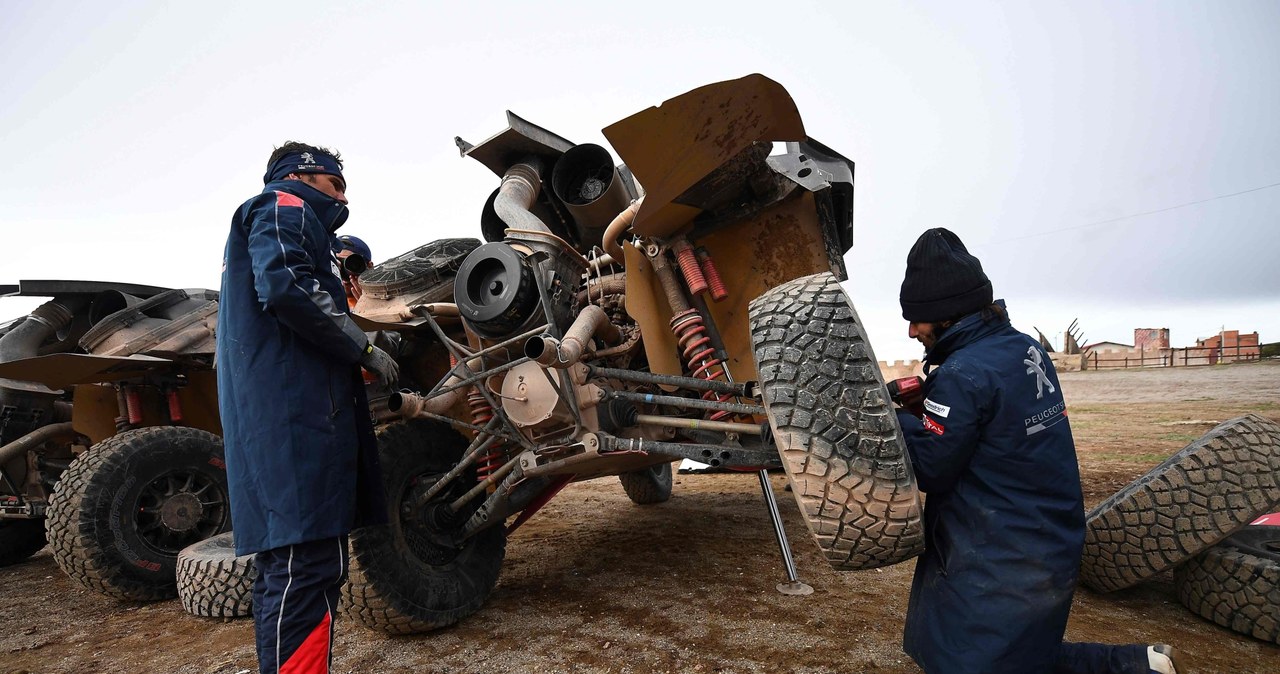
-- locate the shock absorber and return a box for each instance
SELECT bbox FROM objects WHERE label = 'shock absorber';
[469,388,503,482]
[695,247,729,302]
[651,245,742,422]
[125,387,144,426]
[669,309,737,421]
[672,239,709,296]
[166,390,184,424]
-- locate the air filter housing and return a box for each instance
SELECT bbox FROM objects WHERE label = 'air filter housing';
[360,238,481,303]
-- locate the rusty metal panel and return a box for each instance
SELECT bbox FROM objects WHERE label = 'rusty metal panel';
[602,74,806,238]
[178,370,222,437]
[697,192,832,383]
[71,384,120,444]
[456,111,574,178]
[0,353,173,391]
[4,280,171,299]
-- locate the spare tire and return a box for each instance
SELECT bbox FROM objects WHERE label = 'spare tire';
[1080,414,1280,593]
[177,532,255,619]
[749,272,924,571]
[1174,525,1280,645]
[45,426,231,601]
[618,462,673,505]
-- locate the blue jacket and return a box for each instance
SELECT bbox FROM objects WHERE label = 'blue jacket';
[217,179,384,555]
[897,304,1084,674]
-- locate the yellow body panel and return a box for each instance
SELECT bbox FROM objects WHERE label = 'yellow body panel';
[624,191,833,384]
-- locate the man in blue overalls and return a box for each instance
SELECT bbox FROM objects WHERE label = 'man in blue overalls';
[894,228,1179,674]
[217,142,398,674]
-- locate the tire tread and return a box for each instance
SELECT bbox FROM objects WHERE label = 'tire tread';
[748,272,924,570]
[1080,414,1280,592]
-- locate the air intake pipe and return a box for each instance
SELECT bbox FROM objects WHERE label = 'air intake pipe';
[493,160,553,235]
[0,296,90,394]
[0,295,90,450]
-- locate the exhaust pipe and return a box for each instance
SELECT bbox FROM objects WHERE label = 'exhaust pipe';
[525,305,621,368]
[551,144,633,249]
[0,421,76,468]
[387,389,461,419]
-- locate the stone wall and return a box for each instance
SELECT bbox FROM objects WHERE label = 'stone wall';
[878,359,924,381]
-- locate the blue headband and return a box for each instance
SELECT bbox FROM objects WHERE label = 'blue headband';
[263,151,345,185]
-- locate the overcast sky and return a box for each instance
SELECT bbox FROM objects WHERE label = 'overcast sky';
[3,1,1277,361]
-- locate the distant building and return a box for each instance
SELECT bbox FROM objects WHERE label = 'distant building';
[1082,341,1133,353]
[1195,330,1259,364]
[1134,328,1170,351]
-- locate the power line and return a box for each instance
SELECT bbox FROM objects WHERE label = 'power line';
[1001,180,1280,243]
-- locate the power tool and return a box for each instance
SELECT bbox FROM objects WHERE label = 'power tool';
[887,376,925,417]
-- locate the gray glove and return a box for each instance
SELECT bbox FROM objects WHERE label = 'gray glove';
[360,343,400,389]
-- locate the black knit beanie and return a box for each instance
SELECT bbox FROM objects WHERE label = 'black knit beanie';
[899,227,993,322]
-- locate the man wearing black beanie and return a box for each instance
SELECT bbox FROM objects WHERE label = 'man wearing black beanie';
[894,228,1180,674]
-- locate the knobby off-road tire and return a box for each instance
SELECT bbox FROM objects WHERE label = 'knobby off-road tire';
[177,532,255,619]
[1080,414,1280,593]
[749,272,924,570]
[342,420,506,634]
[1174,525,1280,645]
[618,462,673,505]
[0,518,46,566]
[45,427,231,601]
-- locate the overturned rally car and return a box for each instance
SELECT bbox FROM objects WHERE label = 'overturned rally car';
[339,74,924,632]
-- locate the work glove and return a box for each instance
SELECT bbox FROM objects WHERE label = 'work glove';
[360,342,400,389]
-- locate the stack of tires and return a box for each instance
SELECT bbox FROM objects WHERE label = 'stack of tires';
[1079,414,1280,646]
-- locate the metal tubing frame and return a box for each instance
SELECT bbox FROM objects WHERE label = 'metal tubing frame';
[450,453,520,512]
[634,414,762,436]
[419,423,503,504]
[528,252,585,435]
[586,365,753,398]
[608,389,763,417]
[598,433,780,468]
[416,309,535,451]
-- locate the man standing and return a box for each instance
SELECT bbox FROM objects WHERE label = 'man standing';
[893,228,1179,674]
[217,141,399,674]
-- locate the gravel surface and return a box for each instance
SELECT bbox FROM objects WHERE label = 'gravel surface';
[3,361,1278,673]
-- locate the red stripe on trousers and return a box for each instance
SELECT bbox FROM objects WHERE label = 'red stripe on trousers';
[279,612,331,674]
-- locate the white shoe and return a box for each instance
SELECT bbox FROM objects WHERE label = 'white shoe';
[1147,644,1180,674]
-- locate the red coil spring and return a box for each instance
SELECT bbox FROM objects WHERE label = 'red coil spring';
[125,388,143,425]
[696,248,729,302]
[675,245,709,296]
[670,310,737,421]
[167,391,183,423]
[469,389,503,481]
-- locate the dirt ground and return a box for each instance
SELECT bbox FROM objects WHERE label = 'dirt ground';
[3,361,1279,674]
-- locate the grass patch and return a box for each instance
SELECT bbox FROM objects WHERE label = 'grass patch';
[1090,452,1172,464]
[1157,432,1198,443]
